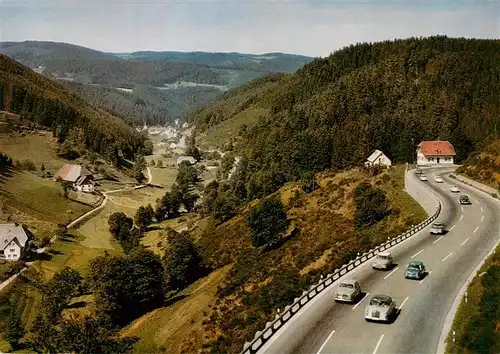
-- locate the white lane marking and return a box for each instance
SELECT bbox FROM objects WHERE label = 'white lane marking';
[481,216,484,222]
[461,206,464,212]
[474,199,479,203]
[473,226,479,233]
[481,207,484,212]
[316,329,336,354]
[384,267,399,280]
[460,238,469,246]
[352,292,369,310]
[372,334,385,354]
[442,252,454,262]
[420,271,432,284]
[410,249,424,259]
[433,236,443,244]
[399,296,410,310]
[459,215,463,221]
[449,225,456,231]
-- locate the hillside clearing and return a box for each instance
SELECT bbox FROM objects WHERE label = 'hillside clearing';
[198,107,269,149]
[0,169,96,238]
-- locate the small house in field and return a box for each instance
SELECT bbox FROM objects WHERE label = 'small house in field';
[53,164,95,193]
[0,223,29,261]
[416,140,456,165]
[176,156,197,165]
[365,150,392,168]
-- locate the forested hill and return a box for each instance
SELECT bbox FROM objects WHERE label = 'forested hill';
[0,53,150,160]
[190,36,500,199]
[0,41,312,125]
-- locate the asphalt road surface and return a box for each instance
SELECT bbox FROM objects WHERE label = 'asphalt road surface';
[260,167,500,354]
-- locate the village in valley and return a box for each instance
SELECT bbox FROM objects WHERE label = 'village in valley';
[0,112,242,294]
[0,105,455,271]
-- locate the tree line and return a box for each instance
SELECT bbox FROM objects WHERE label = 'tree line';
[0,54,152,162]
[189,36,500,205]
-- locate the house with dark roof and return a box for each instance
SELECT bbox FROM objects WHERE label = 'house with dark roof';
[365,149,392,168]
[416,141,456,165]
[53,164,95,193]
[0,223,29,261]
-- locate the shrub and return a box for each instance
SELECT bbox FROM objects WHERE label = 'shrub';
[353,182,390,228]
[247,197,290,247]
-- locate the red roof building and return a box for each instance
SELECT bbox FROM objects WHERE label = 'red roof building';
[53,164,95,193]
[416,140,456,165]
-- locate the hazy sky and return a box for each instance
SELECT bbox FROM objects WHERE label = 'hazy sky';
[0,0,498,57]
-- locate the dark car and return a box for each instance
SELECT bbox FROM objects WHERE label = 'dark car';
[459,195,471,205]
[415,168,423,175]
[404,260,426,280]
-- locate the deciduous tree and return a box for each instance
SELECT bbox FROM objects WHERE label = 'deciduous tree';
[247,197,290,247]
[163,231,204,290]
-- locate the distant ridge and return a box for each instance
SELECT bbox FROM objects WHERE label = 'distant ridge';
[0,41,313,125]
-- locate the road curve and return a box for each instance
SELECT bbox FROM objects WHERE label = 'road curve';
[259,167,500,354]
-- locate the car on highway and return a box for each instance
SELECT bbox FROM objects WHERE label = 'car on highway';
[415,168,423,174]
[434,175,443,183]
[459,195,471,205]
[404,260,426,280]
[419,175,428,181]
[430,222,446,235]
[450,185,460,193]
[334,279,361,303]
[372,252,394,270]
[364,294,396,322]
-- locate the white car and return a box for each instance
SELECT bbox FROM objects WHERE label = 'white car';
[450,185,460,193]
[372,252,394,270]
[419,175,428,181]
[430,222,446,235]
[334,279,361,303]
[365,294,396,322]
[434,176,443,183]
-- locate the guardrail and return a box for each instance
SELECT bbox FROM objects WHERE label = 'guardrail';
[241,179,441,354]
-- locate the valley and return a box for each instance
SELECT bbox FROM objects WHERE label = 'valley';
[0,34,499,354]
[0,41,312,125]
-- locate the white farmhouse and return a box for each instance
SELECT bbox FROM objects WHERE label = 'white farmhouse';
[0,223,29,261]
[365,150,392,168]
[416,140,456,165]
[53,164,95,193]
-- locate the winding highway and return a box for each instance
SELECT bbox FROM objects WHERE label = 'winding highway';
[259,166,500,354]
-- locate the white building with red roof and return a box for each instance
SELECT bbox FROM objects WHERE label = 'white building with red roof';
[416,140,456,165]
[53,164,95,193]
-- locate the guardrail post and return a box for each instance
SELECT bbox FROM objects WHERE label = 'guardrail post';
[453,331,456,343]
[465,291,468,303]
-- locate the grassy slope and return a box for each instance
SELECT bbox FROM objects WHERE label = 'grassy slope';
[0,229,122,350]
[456,139,500,191]
[446,242,500,354]
[125,165,426,352]
[122,265,232,353]
[193,73,286,149]
[0,133,107,238]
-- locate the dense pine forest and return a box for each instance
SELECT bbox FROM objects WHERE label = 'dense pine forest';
[0,54,151,160]
[190,36,500,199]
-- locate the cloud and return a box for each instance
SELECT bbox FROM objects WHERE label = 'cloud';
[1,0,499,56]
